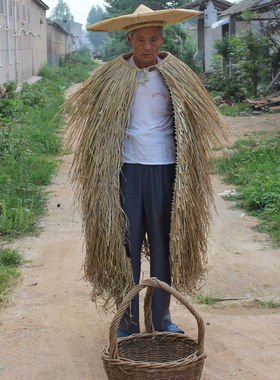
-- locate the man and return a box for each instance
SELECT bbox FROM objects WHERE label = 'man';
[118,25,179,336]
[65,5,225,337]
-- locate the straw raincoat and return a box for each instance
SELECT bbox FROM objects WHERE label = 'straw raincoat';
[65,51,225,307]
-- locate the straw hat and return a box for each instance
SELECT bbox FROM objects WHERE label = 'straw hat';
[87,4,200,33]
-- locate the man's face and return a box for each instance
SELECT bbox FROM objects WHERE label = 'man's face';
[127,26,164,69]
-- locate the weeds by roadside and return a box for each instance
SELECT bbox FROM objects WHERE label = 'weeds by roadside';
[254,298,280,308]
[214,130,280,245]
[0,247,24,302]
[194,291,219,305]
[0,53,97,300]
[0,53,97,239]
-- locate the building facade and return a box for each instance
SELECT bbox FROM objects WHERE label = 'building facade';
[46,18,74,66]
[0,0,49,84]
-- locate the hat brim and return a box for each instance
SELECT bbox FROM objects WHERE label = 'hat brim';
[87,9,201,33]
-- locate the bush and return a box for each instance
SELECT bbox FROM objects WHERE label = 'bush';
[208,14,271,100]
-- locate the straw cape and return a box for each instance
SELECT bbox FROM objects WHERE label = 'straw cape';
[64,51,226,307]
[87,4,201,32]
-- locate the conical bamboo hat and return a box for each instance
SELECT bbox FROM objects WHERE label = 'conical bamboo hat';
[87,4,200,33]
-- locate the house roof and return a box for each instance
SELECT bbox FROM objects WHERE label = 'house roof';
[222,0,280,15]
[179,0,233,12]
[33,0,49,10]
[46,18,70,35]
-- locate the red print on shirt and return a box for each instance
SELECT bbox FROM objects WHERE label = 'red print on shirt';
[152,92,167,99]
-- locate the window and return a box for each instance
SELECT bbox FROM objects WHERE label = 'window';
[9,0,12,17]
[17,0,19,21]
[22,4,25,21]
[0,0,3,15]
[28,7,30,24]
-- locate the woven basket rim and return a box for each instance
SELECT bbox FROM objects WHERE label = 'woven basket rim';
[102,332,207,369]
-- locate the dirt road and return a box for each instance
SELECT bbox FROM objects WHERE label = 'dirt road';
[1,80,280,379]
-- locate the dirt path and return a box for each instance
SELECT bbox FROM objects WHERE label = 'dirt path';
[1,80,280,379]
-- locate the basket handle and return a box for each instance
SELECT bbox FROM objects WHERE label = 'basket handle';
[109,278,205,360]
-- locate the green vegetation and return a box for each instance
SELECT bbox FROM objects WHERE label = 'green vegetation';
[217,103,255,117]
[0,52,96,301]
[254,298,280,308]
[0,247,24,302]
[214,131,280,245]
[0,53,96,239]
[208,28,270,101]
[194,291,219,304]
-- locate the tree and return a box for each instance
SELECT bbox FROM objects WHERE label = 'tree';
[236,12,271,97]
[209,17,271,100]
[86,5,108,50]
[50,0,74,33]
[105,0,188,17]
[259,5,280,90]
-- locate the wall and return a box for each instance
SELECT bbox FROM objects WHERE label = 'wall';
[0,0,48,85]
[46,18,73,66]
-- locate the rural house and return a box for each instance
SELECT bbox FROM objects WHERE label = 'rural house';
[181,0,280,71]
[0,0,49,84]
[46,18,74,66]
[0,0,78,85]
[180,0,233,71]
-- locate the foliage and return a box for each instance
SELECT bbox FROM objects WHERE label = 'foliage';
[3,80,18,99]
[38,53,96,84]
[181,37,203,75]
[214,131,280,245]
[195,291,219,304]
[0,247,25,267]
[217,102,255,117]
[103,37,131,61]
[213,32,232,60]
[0,99,25,119]
[86,5,108,50]
[259,6,280,81]
[235,27,270,97]
[0,52,95,239]
[50,0,74,33]
[254,298,280,308]
[209,23,271,100]
[104,0,188,16]
[0,247,24,302]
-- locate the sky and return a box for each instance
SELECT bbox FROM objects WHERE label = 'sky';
[46,0,106,28]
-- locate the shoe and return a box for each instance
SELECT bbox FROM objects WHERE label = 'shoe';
[163,323,184,334]
[117,328,129,337]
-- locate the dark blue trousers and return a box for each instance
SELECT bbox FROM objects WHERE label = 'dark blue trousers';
[119,163,175,334]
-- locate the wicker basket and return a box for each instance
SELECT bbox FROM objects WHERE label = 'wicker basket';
[102,278,206,380]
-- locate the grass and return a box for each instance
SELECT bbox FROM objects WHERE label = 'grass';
[0,247,24,302]
[254,298,280,308]
[194,291,219,305]
[0,52,97,300]
[0,52,97,239]
[219,102,255,117]
[214,130,280,245]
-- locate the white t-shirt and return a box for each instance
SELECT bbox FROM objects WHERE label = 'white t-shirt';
[122,55,175,165]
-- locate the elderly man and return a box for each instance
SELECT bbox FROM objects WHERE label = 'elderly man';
[118,25,178,336]
[65,5,224,337]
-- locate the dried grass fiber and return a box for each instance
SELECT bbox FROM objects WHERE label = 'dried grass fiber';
[63,51,226,307]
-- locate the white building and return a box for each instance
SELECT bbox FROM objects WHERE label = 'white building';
[0,0,49,84]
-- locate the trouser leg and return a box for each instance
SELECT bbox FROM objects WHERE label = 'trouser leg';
[119,163,175,334]
[143,164,175,331]
[119,163,143,334]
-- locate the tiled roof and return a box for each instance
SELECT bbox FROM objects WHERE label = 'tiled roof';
[222,0,280,15]
[179,0,233,11]
[33,0,49,10]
